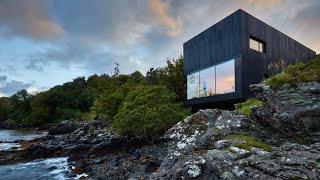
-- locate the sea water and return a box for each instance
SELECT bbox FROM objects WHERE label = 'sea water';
[0,157,69,180]
[0,130,47,151]
[0,130,87,180]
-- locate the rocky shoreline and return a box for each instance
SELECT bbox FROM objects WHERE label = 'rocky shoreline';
[1,81,320,179]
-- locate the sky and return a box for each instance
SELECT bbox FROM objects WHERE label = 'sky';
[0,0,319,97]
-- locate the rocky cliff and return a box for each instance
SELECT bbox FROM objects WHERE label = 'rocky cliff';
[151,81,320,179]
[1,81,320,179]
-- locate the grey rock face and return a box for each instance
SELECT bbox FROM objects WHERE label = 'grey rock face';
[48,120,78,135]
[250,81,320,142]
[151,109,251,179]
[3,81,320,179]
[151,81,320,179]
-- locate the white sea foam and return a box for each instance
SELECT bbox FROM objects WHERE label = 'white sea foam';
[0,143,21,151]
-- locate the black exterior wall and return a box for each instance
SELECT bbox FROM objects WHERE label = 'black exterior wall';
[239,10,316,98]
[183,9,316,107]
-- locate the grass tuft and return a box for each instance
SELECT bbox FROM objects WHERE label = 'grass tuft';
[264,56,320,90]
[224,134,271,152]
[235,99,263,116]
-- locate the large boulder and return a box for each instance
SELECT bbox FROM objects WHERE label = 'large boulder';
[250,81,320,142]
[150,109,252,179]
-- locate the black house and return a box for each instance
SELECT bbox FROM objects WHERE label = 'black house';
[183,9,316,107]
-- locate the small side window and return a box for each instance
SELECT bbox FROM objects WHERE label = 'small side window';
[250,36,266,53]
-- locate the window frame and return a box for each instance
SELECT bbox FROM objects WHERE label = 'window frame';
[186,59,235,100]
[249,36,266,53]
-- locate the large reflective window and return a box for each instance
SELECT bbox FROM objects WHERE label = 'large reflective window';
[187,59,235,99]
[216,59,235,94]
[187,72,200,99]
[199,66,215,97]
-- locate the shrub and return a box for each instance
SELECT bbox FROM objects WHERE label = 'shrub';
[264,56,320,90]
[112,85,190,139]
[92,81,138,119]
[224,134,271,152]
[235,99,263,116]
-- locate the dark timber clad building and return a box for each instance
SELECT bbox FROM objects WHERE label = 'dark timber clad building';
[184,9,316,107]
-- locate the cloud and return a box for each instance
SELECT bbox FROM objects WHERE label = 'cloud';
[0,0,318,92]
[0,76,7,83]
[0,0,64,40]
[25,59,48,71]
[0,64,20,76]
[246,0,285,8]
[26,86,40,94]
[0,79,33,96]
[148,0,183,36]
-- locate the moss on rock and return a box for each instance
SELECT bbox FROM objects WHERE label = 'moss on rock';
[224,134,271,152]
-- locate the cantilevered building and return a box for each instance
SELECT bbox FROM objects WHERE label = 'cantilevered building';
[183,9,316,107]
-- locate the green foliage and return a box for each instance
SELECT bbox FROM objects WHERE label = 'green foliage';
[80,112,97,122]
[0,97,12,121]
[92,77,143,119]
[27,92,50,125]
[112,85,190,139]
[87,74,115,98]
[3,55,187,128]
[146,56,184,101]
[264,56,320,90]
[8,89,32,124]
[224,134,271,152]
[235,99,263,116]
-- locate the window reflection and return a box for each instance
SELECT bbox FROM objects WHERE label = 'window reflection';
[199,66,215,97]
[187,59,235,99]
[250,38,260,51]
[187,72,200,99]
[216,60,235,94]
[250,37,265,53]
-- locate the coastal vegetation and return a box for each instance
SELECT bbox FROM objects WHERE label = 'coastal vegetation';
[224,134,271,152]
[264,55,320,90]
[0,56,189,138]
[235,98,263,116]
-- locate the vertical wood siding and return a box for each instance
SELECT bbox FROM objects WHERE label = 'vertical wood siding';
[183,10,241,75]
[239,9,316,97]
[183,9,316,104]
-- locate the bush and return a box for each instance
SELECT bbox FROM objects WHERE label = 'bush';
[92,81,138,119]
[224,134,271,152]
[235,99,263,116]
[264,56,320,90]
[112,85,190,139]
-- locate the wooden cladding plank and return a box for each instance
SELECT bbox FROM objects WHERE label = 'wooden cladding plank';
[183,10,241,75]
[241,9,316,65]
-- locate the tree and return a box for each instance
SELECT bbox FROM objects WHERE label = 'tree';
[87,74,114,98]
[159,56,184,101]
[9,89,32,124]
[113,62,120,77]
[146,68,160,85]
[112,85,190,139]
[28,92,51,125]
[92,81,139,119]
[0,97,11,121]
[146,55,184,101]
[129,71,145,84]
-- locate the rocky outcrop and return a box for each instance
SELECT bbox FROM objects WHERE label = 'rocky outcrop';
[150,108,320,180]
[1,81,320,179]
[149,81,320,179]
[48,120,79,135]
[250,81,320,143]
